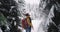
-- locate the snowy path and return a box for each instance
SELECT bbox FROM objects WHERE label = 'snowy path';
[31,18,46,32]
[31,19,42,32]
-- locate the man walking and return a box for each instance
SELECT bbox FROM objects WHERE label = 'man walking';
[22,13,33,32]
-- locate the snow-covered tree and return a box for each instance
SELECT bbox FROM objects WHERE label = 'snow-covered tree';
[0,0,22,32]
[39,0,60,32]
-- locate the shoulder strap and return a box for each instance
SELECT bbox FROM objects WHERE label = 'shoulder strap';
[29,17,31,23]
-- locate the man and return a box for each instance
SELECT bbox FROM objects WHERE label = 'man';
[25,13,33,32]
[22,13,33,32]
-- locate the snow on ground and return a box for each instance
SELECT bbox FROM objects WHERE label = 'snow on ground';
[0,28,2,32]
[31,19,42,32]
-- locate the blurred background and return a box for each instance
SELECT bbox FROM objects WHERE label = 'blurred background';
[0,0,60,32]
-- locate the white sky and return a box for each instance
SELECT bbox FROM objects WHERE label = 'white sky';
[25,0,40,4]
[15,0,40,4]
[15,0,18,3]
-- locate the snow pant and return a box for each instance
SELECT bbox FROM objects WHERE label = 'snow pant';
[26,26,31,32]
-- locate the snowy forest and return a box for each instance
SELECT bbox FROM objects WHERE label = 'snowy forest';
[0,0,60,32]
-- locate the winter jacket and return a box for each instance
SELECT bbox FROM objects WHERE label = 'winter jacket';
[26,17,32,27]
[22,17,32,29]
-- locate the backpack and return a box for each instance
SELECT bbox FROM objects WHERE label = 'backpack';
[22,18,27,29]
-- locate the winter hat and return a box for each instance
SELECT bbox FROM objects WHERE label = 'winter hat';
[25,13,30,16]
